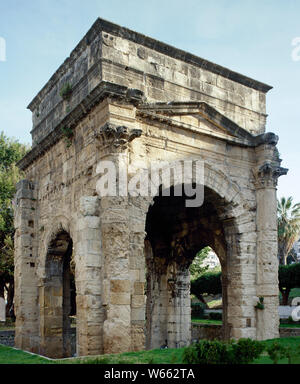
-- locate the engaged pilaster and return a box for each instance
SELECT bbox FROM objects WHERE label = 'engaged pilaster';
[76,196,103,356]
[95,121,144,354]
[14,180,39,353]
[253,138,287,340]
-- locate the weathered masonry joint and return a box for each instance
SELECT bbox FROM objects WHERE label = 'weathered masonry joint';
[14,18,287,358]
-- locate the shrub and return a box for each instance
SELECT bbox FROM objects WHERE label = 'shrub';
[191,303,206,318]
[230,338,265,364]
[208,312,222,321]
[182,344,198,364]
[182,338,264,365]
[60,82,72,100]
[196,340,228,364]
[61,126,74,147]
[254,297,265,310]
[267,342,289,364]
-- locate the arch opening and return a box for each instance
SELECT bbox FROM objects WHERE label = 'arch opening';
[190,246,222,306]
[41,230,76,358]
[144,184,232,349]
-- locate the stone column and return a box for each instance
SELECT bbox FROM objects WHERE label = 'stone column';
[129,198,148,352]
[14,180,39,353]
[145,239,192,349]
[39,258,64,358]
[76,196,104,356]
[224,217,258,340]
[145,241,169,350]
[254,140,288,340]
[166,262,191,349]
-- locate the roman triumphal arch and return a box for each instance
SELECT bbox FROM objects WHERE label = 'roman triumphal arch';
[14,18,287,358]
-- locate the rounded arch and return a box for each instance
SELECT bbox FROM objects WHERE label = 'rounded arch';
[38,215,77,358]
[142,161,256,349]
[140,161,255,225]
[37,215,75,281]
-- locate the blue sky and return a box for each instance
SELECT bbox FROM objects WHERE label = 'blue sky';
[0,0,299,202]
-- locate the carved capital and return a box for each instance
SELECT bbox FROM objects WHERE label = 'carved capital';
[253,162,288,189]
[94,123,142,151]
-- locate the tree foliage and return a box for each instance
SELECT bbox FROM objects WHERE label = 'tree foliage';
[278,263,300,305]
[189,246,211,280]
[191,263,300,306]
[191,271,222,300]
[277,196,300,265]
[0,132,29,305]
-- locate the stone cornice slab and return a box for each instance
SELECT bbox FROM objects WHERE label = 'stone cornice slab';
[27,18,272,114]
[18,82,145,171]
[137,101,278,148]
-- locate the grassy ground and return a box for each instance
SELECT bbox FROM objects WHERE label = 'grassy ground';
[191,318,300,328]
[0,345,183,365]
[252,337,300,364]
[280,323,300,328]
[0,337,299,364]
[0,345,54,364]
[65,348,184,364]
[191,318,222,325]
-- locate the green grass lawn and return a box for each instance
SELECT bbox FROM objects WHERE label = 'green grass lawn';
[0,345,54,364]
[191,318,300,328]
[191,318,222,325]
[66,348,185,364]
[1,337,299,364]
[252,337,300,364]
[280,323,300,328]
[0,345,183,365]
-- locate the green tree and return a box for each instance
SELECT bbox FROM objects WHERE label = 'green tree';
[189,246,210,280]
[277,196,300,265]
[0,132,29,315]
[190,247,221,307]
[287,248,298,265]
[278,263,300,305]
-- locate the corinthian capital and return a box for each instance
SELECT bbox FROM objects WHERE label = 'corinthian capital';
[94,123,142,151]
[253,162,288,188]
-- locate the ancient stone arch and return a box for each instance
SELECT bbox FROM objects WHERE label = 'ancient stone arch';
[40,229,74,357]
[14,18,287,357]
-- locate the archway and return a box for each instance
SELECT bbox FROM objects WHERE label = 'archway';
[40,230,76,358]
[144,185,234,349]
[190,246,222,320]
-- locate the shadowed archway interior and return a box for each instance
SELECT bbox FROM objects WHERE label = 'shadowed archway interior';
[145,185,231,349]
[40,231,76,358]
